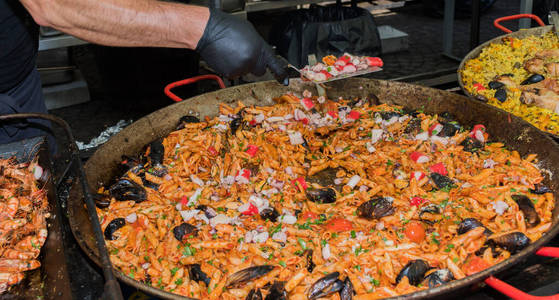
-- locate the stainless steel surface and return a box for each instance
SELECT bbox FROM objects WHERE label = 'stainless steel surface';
[68,77,559,300]
[442,0,455,56]
[378,25,409,54]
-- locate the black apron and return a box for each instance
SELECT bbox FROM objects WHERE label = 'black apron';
[0,0,55,153]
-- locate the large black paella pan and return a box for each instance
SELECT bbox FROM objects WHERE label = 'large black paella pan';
[68,78,559,299]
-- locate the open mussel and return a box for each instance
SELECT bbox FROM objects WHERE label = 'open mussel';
[265,281,287,300]
[304,249,315,272]
[108,178,146,203]
[187,264,211,286]
[488,81,505,90]
[172,223,198,241]
[339,277,354,300]
[494,88,507,102]
[396,259,432,286]
[226,265,274,288]
[357,197,394,220]
[423,269,454,288]
[93,193,110,208]
[404,118,422,136]
[521,74,545,85]
[460,137,483,153]
[306,187,336,204]
[439,122,461,137]
[197,205,217,219]
[377,111,402,120]
[308,272,340,299]
[419,204,441,225]
[511,195,540,228]
[148,139,167,177]
[457,218,493,236]
[487,232,531,254]
[531,183,552,194]
[176,115,201,130]
[246,288,263,300]
[260,207,279,222]
[430,173,455,190]
[104,218,125,240]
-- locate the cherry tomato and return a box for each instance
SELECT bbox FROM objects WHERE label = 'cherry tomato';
[404,221,426,243]
[462,256,491,276]
[301,211,319,220]
[325,218,353,232]
[245,145,259,157]
[409,197,427,207]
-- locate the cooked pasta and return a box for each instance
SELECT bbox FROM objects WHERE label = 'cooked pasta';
[96,91,554,299]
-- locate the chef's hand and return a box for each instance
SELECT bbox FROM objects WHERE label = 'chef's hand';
[196,9,289,85]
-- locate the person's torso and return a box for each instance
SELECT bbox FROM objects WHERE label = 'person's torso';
[0,0,38,93]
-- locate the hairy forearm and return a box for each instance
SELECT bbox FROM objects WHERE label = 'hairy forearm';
[19,0,209,49]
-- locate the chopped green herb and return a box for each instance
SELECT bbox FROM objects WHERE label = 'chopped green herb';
[175,278,183,286]
[444,244,455,253]
[297,238,307,250]
[370,278,380,287]
[278,261,286,267]
[351,230,357,238]
[170,267,179,276]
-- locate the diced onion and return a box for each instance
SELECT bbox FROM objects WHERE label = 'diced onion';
[125,212,137,223]
[347,175,361,189]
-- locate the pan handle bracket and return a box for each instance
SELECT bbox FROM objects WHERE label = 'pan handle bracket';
[164,75,226,102]
[493,14,545,33]
[484,247,559,299]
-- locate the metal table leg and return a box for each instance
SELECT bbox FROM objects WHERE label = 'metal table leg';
[442,0,455,56]
[470,0,480,49]
[519,0,534,29]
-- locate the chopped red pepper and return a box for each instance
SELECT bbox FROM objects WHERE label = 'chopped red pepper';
[301,211,319,220]
[327,110,338,118]
[237,169,251,180]
[301,97,315,110]
[365,57,384,67]
[473,83,486,91]
[180,195,189,206]
[411,171,426,181]
[301,118,309,125]
[241,203,259,216]
[245,145,259,157]
[207,146,218,156]
[429,163,448,176]
[347,110,361,120]
[325,218,353,232]
[249,119,257,126]
[410,196,427,206]
[292,177,308,191]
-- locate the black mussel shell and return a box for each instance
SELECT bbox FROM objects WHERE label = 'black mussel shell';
[108,178,147,202]
[260,207,279,222]
[138,172,159,190]
[488,81,505,90]
[495,88,507,102]
[376,111,402,120]
[511,194,540,228]
[424,269,454,288]
[308,272,340,299]
[402,108,420,118]
[396,259,432,286]
[188,264,211,286]
[119,155,143,174]
[197,205,217,219]
[460,137,483,153]
[246,288,263,300]
[404,118,422,135]
[487,232,531,254]
[93,193,110,209]
[531,183,552,194]
[304,249,315,273]
[104,218,125,240]
[176,115,201,130]
[339,277,354,300]
[311,279,344,299]
[439,122,461,137]
[357,197,395,220]
[230,115,243,135]
[438,112,456,123]
[457,218,493,236]
[226,265,274,288]
[265,282,287,300]
[430,173,455,190]
[149,139,165,166]
[419,204,441,225]
[172,223,198,241]
[306,187,336,204]
[521,74,545,85]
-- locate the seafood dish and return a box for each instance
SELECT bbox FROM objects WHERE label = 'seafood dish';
[461,31,559,135]
[96,90,554,299]
[0,158,48,293]
[300,54,383,82]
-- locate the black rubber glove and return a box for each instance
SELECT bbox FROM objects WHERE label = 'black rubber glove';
[196,9,289,85]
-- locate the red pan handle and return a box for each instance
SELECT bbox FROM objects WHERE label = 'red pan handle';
[164,75,226,102]
[494,14,545,33]
[484,247,559,299]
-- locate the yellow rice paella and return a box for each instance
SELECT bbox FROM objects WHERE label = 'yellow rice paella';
[461,31,559,135]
